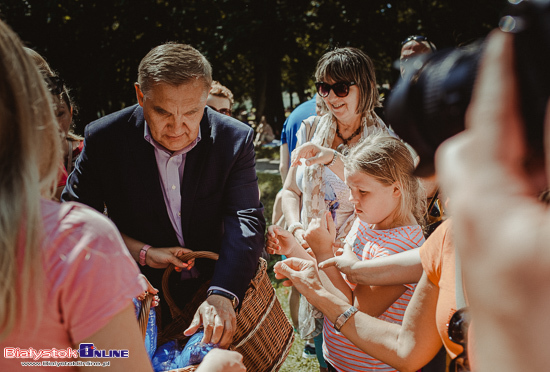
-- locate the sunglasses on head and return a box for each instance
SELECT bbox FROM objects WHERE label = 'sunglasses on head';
[315,81,356,98]
[208,105,232,116]
[447,307,471,372]
[46,76,64,96]
[401,35,436,53]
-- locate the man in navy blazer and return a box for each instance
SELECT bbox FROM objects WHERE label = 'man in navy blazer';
[62,43,265,348]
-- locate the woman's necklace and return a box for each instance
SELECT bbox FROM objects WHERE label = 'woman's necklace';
[336,124,362,155]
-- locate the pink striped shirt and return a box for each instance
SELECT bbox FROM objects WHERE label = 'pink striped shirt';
[323,219,425,372]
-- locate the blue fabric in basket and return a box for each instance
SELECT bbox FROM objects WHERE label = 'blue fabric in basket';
[151,331,218,371]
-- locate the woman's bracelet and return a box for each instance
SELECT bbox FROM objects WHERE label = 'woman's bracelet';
[325,150,338,167]
[334,306,358,332]
[287,222,305,235]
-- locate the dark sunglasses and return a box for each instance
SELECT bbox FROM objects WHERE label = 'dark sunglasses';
[208,105,232,116]
[315,81,356,98]
[45,76,64,95]
[447,307,471,372]
[401,35,436,53]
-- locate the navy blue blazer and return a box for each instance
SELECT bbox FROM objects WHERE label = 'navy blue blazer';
[62,104,265,307]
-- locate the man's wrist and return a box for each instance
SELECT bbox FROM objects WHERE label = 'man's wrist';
[207,289,239,309]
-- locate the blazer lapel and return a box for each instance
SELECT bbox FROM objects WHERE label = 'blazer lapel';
[180,112,211,241]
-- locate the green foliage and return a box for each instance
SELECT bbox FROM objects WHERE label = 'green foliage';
[1,0,506,134]
[255,146,280,161]
[275,283,321,371]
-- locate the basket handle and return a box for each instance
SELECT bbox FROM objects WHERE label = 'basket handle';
[161,251,219,319]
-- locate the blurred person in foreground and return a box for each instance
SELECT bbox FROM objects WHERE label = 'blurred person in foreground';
[397,35,444,239]
[62,43,265,349]
[0,18,152,372]
[436,30,550,372]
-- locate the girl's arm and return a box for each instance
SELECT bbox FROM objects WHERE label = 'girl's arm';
[319,247,423,286]
[305,212,354,303]
[274,259,443,372]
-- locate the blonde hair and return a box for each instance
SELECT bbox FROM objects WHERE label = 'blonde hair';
[315,47,381,115]
[0,20,61,340]
[345,130,426,226]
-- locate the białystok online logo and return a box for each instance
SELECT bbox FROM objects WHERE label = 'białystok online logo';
[4,343,129,360]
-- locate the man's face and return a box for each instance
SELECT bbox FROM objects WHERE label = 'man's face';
[135,79,209,152]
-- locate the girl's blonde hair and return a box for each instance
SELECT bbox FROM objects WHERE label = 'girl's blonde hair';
[0,20,61,340]
[345,130,426,227]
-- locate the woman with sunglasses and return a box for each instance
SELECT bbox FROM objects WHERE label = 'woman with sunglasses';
[281,47,392,372]
[282,46,391,251]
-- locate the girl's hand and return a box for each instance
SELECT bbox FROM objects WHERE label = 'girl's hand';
[304,211,336,259]
[293,228,310,249]
[291,143,334,167]
[266,225,302,256]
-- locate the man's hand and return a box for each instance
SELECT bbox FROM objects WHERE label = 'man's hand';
[197,349,246,372]
[184,295,236,349]
[145,246,195,270]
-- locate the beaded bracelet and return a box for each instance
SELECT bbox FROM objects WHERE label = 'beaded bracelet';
[325,150,338,168]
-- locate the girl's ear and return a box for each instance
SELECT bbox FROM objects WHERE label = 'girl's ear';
[392,182,402,198]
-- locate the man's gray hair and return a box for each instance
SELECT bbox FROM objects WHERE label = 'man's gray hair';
[138,43,212,93]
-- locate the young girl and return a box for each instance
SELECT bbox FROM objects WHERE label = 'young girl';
[267,131,426,372]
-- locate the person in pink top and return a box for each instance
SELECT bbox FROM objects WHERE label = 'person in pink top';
[0,19,246,372]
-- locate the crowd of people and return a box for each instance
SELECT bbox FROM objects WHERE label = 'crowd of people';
[1,11,549,372]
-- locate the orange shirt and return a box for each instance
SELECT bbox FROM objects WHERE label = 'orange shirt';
[419,219,463,359]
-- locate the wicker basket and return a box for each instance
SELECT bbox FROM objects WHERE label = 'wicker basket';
[140,251,294,372]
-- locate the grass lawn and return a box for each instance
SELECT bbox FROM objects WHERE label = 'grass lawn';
[257,168,321,372]
[275,284,322,372]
